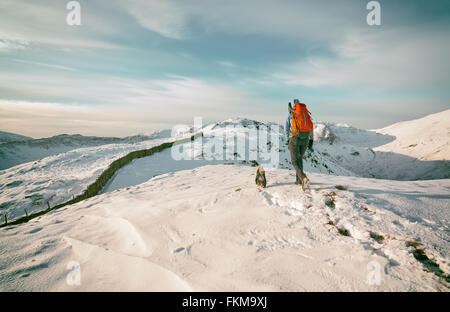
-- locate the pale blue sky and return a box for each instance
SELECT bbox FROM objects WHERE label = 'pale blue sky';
[0,0,449,137]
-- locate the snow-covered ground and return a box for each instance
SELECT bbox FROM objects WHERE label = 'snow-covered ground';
[0,133,177,221]
[309,110,450,180]
[102,118,354,193]
[0,130,172,170]
[375,109,450,161]
[0,110,449,291]
[0,165,448,291]
[367,109,450,180]
[2,112,449,223]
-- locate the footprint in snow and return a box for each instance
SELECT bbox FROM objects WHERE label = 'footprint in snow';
[27,227,43,234]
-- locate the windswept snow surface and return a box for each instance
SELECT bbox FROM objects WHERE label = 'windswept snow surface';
[0,165,448,291]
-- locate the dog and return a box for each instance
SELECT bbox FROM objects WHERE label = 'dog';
[255,165,267,188]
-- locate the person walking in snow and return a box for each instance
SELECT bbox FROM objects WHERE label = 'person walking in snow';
[285,99,314,190]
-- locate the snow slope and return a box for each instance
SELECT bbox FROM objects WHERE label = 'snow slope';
[101,118,354,193]
[0,134,179,221]
[308,110,450,180]
[3,112,449,223]
[1,118,356,223]
[375,109,450,161]
[0,165,448,291]
[361,110,450,180]
[0,130,171,170]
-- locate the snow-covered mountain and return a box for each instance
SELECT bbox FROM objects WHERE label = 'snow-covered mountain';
[309,111,450,181]
[375,109,450,161]
[366,109,450,180]
[0,130,172,170]
[0,131,32,144]
[0,111,449,291]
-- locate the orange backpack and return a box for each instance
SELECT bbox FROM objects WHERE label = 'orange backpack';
[291,103,313,135]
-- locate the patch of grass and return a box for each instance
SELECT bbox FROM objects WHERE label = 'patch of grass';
[362,206,376,214]
[406,240,421,248]
[325,199,335,208]
[370,231,385,243]
[325,192,337,208]
[335,185,347,191]
[326,219,350,237]
[250,160,259,167]
[406,240,450,282]
[338,228,350,236]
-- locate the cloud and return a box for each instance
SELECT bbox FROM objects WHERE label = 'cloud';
[275,29,450,90]
[0,39,29,52]
[0,0,125,50]
[12,59,76,71]
[119,0,364,43]
[0,75,271,137]
[124,0,186,39]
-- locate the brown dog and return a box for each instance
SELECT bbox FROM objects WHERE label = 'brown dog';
[255,165,267,188]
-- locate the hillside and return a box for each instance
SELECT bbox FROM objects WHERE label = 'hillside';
[375,109,450,161]
[0,131,32,144]
[0,131,172,170]
[0,111,449,292]
[0,165,448,291]
[2,112,449,223]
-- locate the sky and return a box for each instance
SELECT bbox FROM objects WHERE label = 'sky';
[0,0,449,138]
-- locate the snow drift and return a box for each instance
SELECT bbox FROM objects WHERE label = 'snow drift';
[0,165,448,291]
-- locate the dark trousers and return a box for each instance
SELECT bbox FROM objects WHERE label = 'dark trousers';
[288,135,309,183]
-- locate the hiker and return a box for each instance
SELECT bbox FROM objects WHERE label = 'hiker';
[285,99,314,190]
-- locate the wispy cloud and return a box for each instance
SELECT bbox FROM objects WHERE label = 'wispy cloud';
[275,30,450,90]
[123,0,186,40]
[0,39,28,52]
[0,75,274,137]
[12,59,77,71]
[0,0,449,136]
[0,0,125,50]
[119,0,364,43]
